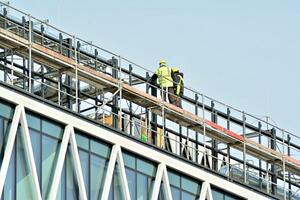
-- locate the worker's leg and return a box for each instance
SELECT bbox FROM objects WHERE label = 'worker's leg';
[161,87,167,101]
[177,96,182,108]
[168,87,176,105]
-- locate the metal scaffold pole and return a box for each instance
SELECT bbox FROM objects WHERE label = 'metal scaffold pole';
[243,112,246,184]
[28,14,32,93]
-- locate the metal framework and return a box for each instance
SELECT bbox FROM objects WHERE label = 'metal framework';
[0,86,270,200]
[0,2,299,199]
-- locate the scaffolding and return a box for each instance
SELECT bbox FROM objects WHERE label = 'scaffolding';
[0,3,299,199]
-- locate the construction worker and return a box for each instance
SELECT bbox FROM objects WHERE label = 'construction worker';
[150,59,176,104]
[171,67,184,108]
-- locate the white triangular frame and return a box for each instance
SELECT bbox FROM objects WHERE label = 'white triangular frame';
[151,163,173,200]
[0,105,42,199]
[199,181,213,200]
[101,144,131,200]
[48,125,88,200]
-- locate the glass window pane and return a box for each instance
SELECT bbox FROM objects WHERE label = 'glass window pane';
[181,177,200,195]
[42,135,60,199]
[66,148,79,200]
[212,189,224,200]
[16,128,36,199]
[3,131,15,200]
[75,133,89,150]
[168,171,180,188]
[26,112,41,131]
[42,119,63,139]
[90,154,108,200]
[182,191,196,200]
[123,152,135,169]
[79,150,89,199]
[0,102,14,119]
[137,173,147,200]
[137,158,156,177]
[90,140,110,158]
[113,165,124,200]
[171,187,180,200]
[29,129,41,184]
[0,119,3,167]
[125,168,136,200]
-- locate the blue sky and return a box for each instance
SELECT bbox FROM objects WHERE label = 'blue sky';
[12,0,300,135]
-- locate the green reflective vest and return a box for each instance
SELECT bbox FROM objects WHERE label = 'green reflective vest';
[155,66,173,88]
[176,74,184,96]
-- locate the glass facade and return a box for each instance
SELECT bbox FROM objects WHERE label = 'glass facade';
[0,99,245,200]
[211,187,242,200]
[167,170,201,200]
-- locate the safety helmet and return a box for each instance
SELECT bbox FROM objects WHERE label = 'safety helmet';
[159,59,167,67]
[172,67,179,72]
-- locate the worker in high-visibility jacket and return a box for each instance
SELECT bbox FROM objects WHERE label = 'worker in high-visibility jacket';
[171,67,184,108]
[150,59,176,104]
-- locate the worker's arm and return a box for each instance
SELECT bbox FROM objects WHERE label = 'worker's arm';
[149,73,158,86]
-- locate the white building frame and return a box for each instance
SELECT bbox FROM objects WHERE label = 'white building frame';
[0,85,272,200]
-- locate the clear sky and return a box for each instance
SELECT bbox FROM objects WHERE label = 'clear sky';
[11,0,300,136]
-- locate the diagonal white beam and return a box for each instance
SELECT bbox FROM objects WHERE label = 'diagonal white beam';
[101,144,119,200]
[20,107,42,200]
[48,125,72,200]
[199,181,213,200]
[0,105,22,197]
[116,146,131,200]
[151,163,165,200]
[162,167,173,200]
[69,128,88,200]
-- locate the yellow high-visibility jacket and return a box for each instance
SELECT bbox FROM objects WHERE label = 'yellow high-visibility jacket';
[155,66,173,88]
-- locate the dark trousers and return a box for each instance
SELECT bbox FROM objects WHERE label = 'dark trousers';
[161,87,176,104]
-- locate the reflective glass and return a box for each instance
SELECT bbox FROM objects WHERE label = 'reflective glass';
[79,150,89,199]
[90,140,110,158]
[113,165,124,200]
[181,177,200,195]
[137,158,156,177]
[0,102,14,119]
[212,189,223,200]
[3,121,15,200]
[16,128,36,199]
[125,168,136,200]
[26,113,41,131]
[42,135,60,198]
[90,154,107,200]
[0,119,3,166]
[66,148,78,200]
[182,191,196,200]
[42,119,63,139]
[137,173,147,200]
[123,152,135,169]
[76,133,89,150]
[171,187,180,200]
[29,129,41,184]
[168,171,180,188]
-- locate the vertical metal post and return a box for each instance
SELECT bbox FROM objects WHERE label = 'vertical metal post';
[266,162,270,194]
[111,57,119,129]
[118,56,122,130]
[74,38,80,112]
[211,101,218,171]
[202,94,206,167]
[129,64,133,136]
[270,128,277,195]
[151,77,158,145]
[242,112,246,184]
[10,51,14,85]
[162,105,165,149]
[258,122,262,189]
[283,157,286,200]
[195,94,199,163]
[28,15,32,93]
[94,49,98,70]
[287,134,291,200]
[226,108,230,179]
[58,75,61,106]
